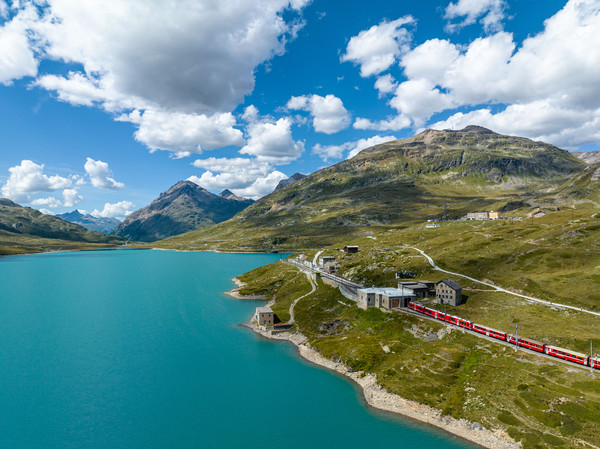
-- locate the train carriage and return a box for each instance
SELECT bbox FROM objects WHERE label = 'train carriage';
[472,324,488,335]
[487,328,507,341]
[591,358,600,370]
[545,345,589,365]
[517,337,545,353]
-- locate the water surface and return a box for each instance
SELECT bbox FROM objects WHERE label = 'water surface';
[0,250,476,448]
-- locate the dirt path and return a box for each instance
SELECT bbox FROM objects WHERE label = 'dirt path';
[408,246,600,318]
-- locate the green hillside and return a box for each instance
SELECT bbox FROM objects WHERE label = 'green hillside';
[158,126,586,251]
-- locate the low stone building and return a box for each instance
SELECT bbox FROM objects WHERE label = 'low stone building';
[435,279,463,306]
[398,281,435,299]
[343,245,359,253]
[357,287,416,310]
[255,306,275,327]
[465,211,500,220]
[357,288,378,309]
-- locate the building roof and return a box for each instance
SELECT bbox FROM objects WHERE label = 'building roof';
[438,279,462,290]
[256,306,273,314]
[359,287,415,297]
[398,282,429,289]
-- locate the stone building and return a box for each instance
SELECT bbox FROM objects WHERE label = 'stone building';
[357,287,416,310]
[343,245,359,253]
[398,281,435,299]
[255,306,274,327]
[435,279,463,306]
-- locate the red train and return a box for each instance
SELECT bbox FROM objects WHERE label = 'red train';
[408,302,599,370]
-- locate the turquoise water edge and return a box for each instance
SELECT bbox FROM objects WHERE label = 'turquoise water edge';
[0,250,477,449]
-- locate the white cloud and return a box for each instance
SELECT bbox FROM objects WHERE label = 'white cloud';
[0,1,308,154]
[190,156,289,199]
[119,109,245,155]
[430,102,600,149]
[341,16,414,77]
[374,74,398,97]
[91,201,135,219]
[240,117,303,164]
[31,196,62,208]
[38,208,55,216]
[353,115,411,131]
[445,0,507,33]
[1,160,72,203]
[382,0,600,148]
[312,135,397,161]
[286,94,350,134]
[84,158,124,190]
[0,5,38,84]
[62,188,82,207]
[389,79,455,124]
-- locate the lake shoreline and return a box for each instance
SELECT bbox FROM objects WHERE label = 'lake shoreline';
[234,280,519,449]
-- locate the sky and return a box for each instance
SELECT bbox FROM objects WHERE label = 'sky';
[1,0,599,219]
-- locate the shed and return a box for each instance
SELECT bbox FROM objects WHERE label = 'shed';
[343,246,359,253]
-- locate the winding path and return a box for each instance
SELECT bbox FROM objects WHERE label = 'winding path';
[407,246,600,318]
[287,272,317,324]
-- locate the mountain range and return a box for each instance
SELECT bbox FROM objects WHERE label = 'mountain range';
[161,126,589,251]
[56,210,121,234]
[113,181,254,242]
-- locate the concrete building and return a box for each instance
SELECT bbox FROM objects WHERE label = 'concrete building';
[398,281,435,299]
[255,306,275,326]
[357,287,416,310]
[465,211,500,220]
[357,288,378,309]
[319,256,336,266]
[435,279,463,306]
[343,245,359,253]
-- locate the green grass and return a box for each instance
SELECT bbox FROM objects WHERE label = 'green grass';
[237,262,600,449]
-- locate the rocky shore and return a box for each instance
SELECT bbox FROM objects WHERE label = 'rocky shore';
[224,277,267,300]
[246,321,520,449]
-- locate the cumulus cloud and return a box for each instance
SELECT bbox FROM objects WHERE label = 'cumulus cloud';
[286,94,350,134]
[189,157,288,199]
[353,115,411,131]
[0,1,309,154]
[84,158,124,190]
[312,135,397,161]
[240,117,304,164]
[1,160,72,203]
[120,109,245,154]
[91,201,135,219]
[0,5,38,84]
[355,0,600,148]
[445,0,507,33]
[62,188,82,207]
[30,196,63,208]
[341,16,414,77]
[374,74,398,97]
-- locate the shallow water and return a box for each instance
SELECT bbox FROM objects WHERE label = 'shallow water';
[0,250,476,448]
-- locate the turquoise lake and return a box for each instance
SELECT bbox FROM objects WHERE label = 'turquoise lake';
[0,250,477,449]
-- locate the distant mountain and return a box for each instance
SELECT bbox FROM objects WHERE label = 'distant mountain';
[56,210,121,234]
[218,189,254,203]
[572,150,600,165]
[0,198,123,245]
[113,181,254,242]
[274,173,306,191]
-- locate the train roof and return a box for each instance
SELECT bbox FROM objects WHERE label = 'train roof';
[473,323,506,334]
[545,345,589,359]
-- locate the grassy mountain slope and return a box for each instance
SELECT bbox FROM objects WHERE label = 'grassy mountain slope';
[0,199,124,255]
[159,127,586,251]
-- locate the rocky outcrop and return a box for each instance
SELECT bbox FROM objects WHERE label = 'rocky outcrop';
[274,173,306,191]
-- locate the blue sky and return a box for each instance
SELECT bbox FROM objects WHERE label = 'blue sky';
[0,0,597,218]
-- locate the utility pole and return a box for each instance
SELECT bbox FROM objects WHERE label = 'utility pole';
[444,199,448,221]
[515,323,519,352]
[592,340,594,373]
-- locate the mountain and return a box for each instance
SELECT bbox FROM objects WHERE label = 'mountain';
[0,198,124,255]
[159,127,587,251]
[274,173,306,191]
[113,181,254,242]
[572,150,600,164]
[56,210,121,234]
[218,189,254,204]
